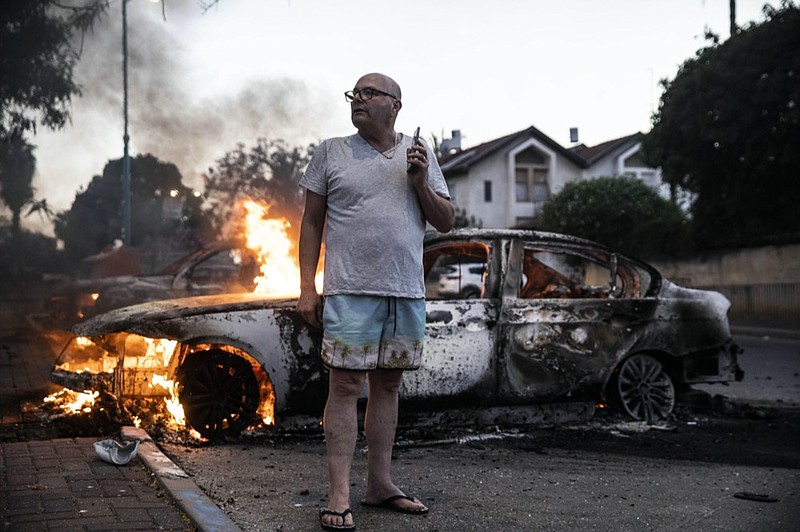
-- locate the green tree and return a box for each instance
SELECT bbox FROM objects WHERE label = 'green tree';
[537,177,690,259]
[0,133,36,239]
[0,0,107,139]
[642,2,800,249]
[0,0,107,240]
[54,154,211,265]
[203,139,312,240]
[453,207,483,229]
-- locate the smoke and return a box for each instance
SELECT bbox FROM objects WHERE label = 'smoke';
[26,0,336,234]
[133,77,326,183]
[92,2,333,184]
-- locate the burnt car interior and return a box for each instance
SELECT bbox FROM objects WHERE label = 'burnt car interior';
[519,247,652,299]
[424,242,491,300]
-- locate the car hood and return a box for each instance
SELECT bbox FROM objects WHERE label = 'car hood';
[55,275,139,292]
[71,292,297,337]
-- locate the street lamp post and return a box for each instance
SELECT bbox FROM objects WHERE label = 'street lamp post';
[122,0,131,247]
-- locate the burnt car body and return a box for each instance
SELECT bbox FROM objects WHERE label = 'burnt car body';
[52,229,742,439]
[48,241,259,325]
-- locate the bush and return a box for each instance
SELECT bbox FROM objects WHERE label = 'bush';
[537,177,691,259]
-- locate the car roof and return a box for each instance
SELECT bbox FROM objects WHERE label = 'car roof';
[425,228,612,250]
[156,241,244,275]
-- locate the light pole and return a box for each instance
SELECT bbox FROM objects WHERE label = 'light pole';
[122,0,131,246]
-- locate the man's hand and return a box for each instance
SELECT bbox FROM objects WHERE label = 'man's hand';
[406,142,429,188]
[296,290,323,329]
[406,140,454,233]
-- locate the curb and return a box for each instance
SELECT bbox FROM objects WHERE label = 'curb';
[120,426,241,532]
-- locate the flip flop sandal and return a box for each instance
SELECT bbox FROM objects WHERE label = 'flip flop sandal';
[361,492,429,515]
[319,508,355,531]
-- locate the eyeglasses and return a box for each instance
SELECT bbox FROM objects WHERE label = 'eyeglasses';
[344,87,399,102]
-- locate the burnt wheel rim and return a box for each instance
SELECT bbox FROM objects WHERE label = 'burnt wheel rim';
[178,349,259,439]
[616,354,675,421]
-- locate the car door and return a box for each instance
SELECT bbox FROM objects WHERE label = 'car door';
[496,238,657,403]
[400,239,500,402]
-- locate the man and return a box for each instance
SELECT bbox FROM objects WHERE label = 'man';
[297,72,454,531]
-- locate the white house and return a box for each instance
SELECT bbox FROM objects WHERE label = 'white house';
[438,127,662,228]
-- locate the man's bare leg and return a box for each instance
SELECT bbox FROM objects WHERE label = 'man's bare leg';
[362,369,427,512]
[322,368,365,528]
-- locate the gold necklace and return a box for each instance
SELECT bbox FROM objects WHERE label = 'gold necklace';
[376,133,400,159]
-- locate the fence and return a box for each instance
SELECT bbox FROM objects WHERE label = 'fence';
[699,283,800,324]
[651,243,800,328]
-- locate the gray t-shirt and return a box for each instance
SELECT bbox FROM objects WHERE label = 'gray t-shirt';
[299,133,450,298]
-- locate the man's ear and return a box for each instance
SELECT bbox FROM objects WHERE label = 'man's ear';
[394,99,403,113]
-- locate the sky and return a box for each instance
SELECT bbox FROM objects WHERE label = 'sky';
[19,0,773,236]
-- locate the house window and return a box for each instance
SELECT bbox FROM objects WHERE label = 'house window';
[515,166,549,202]
[484,181,492,202]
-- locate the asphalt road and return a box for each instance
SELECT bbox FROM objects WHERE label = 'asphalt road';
[157,335,800,532]
[693,335,800,407]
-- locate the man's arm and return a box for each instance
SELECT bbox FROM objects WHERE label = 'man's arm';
[415,181,454,233]
[297,190,327,328]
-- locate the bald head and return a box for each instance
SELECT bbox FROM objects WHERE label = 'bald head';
[357,73,401,100]
[350,72,403,136]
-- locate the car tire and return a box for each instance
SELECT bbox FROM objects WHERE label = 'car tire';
[460,286,481,299]
[613,353,676,421]
[177,349,260,440]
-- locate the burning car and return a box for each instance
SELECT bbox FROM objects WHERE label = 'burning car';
[51,228,742,440]
[48,241,260,326]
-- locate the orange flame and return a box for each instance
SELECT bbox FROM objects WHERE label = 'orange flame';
[75,336,93,348]
[150,374,186,427]
[241,199,323,296]
[43,389,98,414]
[242,199,301,297]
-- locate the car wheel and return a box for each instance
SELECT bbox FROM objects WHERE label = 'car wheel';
[177,349,260,440]
[614,354,675,421]
[460,286,481,299]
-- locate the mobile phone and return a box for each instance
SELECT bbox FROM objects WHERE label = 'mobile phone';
[408,127,421,173]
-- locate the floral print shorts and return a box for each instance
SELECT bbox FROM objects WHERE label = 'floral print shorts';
[321,295,425,370]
